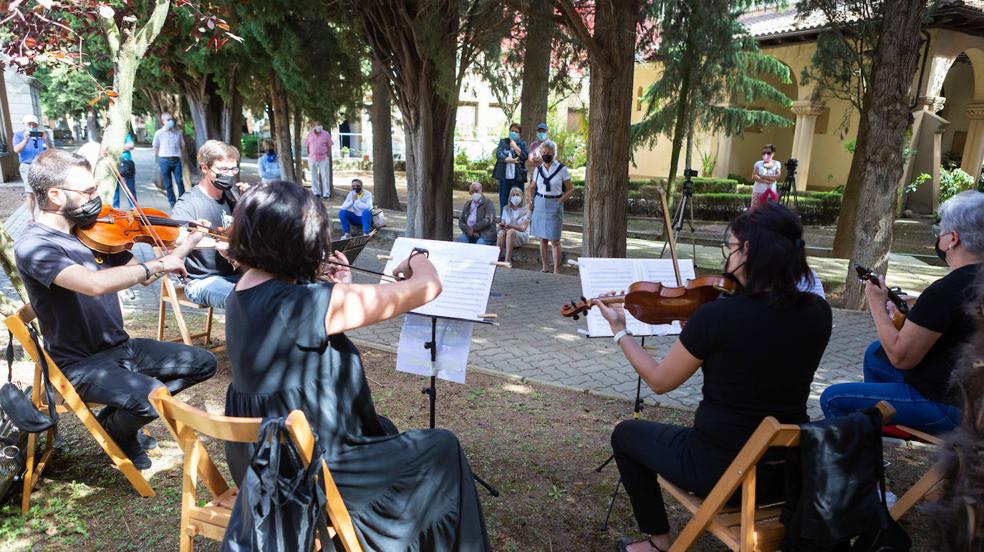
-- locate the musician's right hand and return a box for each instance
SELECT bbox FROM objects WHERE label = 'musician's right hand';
[393,250,436,282]
[157,254,188,277]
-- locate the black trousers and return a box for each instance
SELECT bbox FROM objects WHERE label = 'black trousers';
[612,419,785,535]
[60,338,217,438]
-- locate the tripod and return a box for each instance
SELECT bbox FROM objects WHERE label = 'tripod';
[420,315,500,497]
[596,336,647,531]
[778,158,799,210]
[660,169,697,262]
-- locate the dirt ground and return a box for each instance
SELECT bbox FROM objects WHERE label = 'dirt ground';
[0,312,938,551]
[0,184,26,220]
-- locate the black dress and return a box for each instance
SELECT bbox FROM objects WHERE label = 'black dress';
[223,278,490,551]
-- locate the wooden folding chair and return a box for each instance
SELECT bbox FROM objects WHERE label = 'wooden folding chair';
[148,387,362,552]
[3,304,154,514]
[888,423,946,521]
[661,402,895,552]
[156,273,220,351]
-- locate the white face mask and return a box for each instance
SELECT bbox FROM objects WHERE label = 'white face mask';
[471,192,483,202]
[314,125,323,133]
[510,195,522,206]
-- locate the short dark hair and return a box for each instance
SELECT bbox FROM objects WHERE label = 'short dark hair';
[509,122,521,132]
[228,181,331,282]
[762,144,776,153]
[726,202,811,306]
[29,149,91,203]
[351,178,363,186]
[197,139,240,169]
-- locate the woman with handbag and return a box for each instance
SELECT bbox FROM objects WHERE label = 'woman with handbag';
[112,130,138,209]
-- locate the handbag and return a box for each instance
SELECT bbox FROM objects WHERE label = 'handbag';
[371,208,385,229]
[118,159,136,179]
[221,417,336,552]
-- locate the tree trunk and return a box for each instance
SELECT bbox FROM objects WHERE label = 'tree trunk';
[371,63,400,210]
[519,0,553,144]
[269,73,296,182]
[841,0,925,310]
[581,0,640,257]
[183,73,223,148]
[404,85,457,239]
[664,20,696,211]
[292,104,303,184]
[832,126,867,258]
[86,106,102,142]
[221,68,243,151]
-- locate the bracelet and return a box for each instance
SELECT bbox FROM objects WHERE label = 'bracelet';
[137,262,151,281]
[408,247,429,263]
[613,328,632,345]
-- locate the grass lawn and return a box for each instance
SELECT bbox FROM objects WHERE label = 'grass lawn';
[0,314,938,551]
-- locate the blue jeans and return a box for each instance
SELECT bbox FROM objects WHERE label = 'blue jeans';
[113,174,137,209]
[455,234,494,245]
[339,209,373,234]
[498,179,523,214]
[183,274,240,309]
[159,157,186,207]
[820,341,961,435]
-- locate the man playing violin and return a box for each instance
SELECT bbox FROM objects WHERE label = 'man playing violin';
[171,140,247,309]
[14,150,217,470]
[821,190,984,435]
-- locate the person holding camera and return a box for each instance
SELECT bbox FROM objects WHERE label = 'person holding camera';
[750,143,781,210]
[13,114,50,223]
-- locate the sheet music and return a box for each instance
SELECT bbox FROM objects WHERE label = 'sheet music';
[396,315,473,384]
[576,257,697,337]
[382,237,499,322]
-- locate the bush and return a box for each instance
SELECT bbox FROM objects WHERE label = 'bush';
[241,134,261,158]
[690,177,737,194]
[453,170,497,191]
[939,166,975,203]
[728,173,752,186]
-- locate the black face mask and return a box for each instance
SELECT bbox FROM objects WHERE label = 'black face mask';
[723,248,745,286]
[213,173,236,191]
[352,188,362,195]
[542,154,554,164]
[266,148,275,156]
[64,196,102,229]
[935,236,948,262]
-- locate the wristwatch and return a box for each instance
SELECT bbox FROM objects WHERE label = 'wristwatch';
[613,328,633,345]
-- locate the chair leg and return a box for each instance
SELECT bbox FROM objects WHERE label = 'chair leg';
[204,307,214,346]
[168,295,194,346]
[20,431,37,514]
[891,463,945,521]
[74,404,155,498]
[157,294,167,341]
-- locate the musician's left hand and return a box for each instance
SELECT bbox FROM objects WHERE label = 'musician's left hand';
[863,275,889,308]
[592,290,626,334]
[322,251,352,284]
[236,182,250,194]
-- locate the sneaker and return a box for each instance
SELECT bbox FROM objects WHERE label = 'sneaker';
[341,233,352,240]
[108,430,152,470]
[137,431,158,452]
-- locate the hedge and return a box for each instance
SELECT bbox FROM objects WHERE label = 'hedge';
[241,135,261,158]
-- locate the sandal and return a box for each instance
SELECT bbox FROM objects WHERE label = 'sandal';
[615,536,667,552]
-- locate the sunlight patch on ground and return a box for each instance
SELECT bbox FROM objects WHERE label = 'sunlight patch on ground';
[501,383,535,395]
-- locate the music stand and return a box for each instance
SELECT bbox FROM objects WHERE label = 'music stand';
[331,230,376,263]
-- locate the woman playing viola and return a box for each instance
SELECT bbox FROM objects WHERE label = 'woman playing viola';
[596,203,832,552]
[223,181,490,551]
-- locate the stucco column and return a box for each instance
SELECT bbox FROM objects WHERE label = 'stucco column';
[960,103,984,180]
[789,100,825,191]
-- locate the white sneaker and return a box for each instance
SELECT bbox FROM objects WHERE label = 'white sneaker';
[884,491,898,510]
[341,233,352,240]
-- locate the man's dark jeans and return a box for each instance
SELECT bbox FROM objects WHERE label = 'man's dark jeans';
[159,157,186,207]
[60,338,216,440]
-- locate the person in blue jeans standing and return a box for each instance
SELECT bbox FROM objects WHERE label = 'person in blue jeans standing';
[113,133,137,209]
[492,122,527,214]
[820,190,984,435]
[337,178,373,239]
[152,113,186,207]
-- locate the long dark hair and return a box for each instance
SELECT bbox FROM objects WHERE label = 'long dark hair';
[726,201,811,306]
[228,180,330,282]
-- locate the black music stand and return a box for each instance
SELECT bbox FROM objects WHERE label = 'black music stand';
[331,230,376,263]
[411,312,500,497]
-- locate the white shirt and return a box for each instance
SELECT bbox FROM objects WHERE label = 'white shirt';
[531,162,570,196]
[152,127,184,158]
[501,206,530,235]
[340,190,373,216]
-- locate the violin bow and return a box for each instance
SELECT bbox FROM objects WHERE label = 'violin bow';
[657,187,683,286]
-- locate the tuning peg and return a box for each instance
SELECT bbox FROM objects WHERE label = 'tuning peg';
[580,296,587,302]
[573,314,579,320]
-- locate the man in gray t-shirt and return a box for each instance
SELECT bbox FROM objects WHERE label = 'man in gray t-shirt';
[14,150,217,470]
[171,140,246,309]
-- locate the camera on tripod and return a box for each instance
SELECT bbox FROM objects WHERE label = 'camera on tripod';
[785,158,798,175]
[683,168,699,179]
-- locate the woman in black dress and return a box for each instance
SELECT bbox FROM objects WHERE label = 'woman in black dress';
[595,203,832,552]
[223,180,490,551]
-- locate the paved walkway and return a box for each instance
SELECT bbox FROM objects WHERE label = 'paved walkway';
[0,148,888,420]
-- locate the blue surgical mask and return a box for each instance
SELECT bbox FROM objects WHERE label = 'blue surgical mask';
[508,131,519,141]
[537,131,547,141]
[471,192,483,202]
[165,120,175,129]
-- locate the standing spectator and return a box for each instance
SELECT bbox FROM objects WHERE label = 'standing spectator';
[527,140,573,273]
[457,182,496,245]
[750,143,781,209]
[338,178,374,239]
[303,121,333,198]
[492,123,528,213]
[257,138,281,184]
[152,112,186,207]
[113,131,137,209]
[497,186,530,264]
[526,122,549,184]
[12,114,50,223]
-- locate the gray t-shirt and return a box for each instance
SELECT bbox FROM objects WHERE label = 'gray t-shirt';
[14,223,132,367]
[171,184,235,279]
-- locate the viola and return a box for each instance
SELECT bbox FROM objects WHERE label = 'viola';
[561,275,738,325]
[854,264,909,330]
[75,205,228,255]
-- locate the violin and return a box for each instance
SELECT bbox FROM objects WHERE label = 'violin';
[854,264,909,330]
[561,275,738,325]
[75,205,228,255]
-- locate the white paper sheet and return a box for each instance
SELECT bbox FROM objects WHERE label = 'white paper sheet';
[396,315,473,384]
[575,257,696,337]
[381,237,500,322]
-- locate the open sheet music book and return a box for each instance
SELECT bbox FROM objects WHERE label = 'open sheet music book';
[576,257,697,337]
[381,237,499,323]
